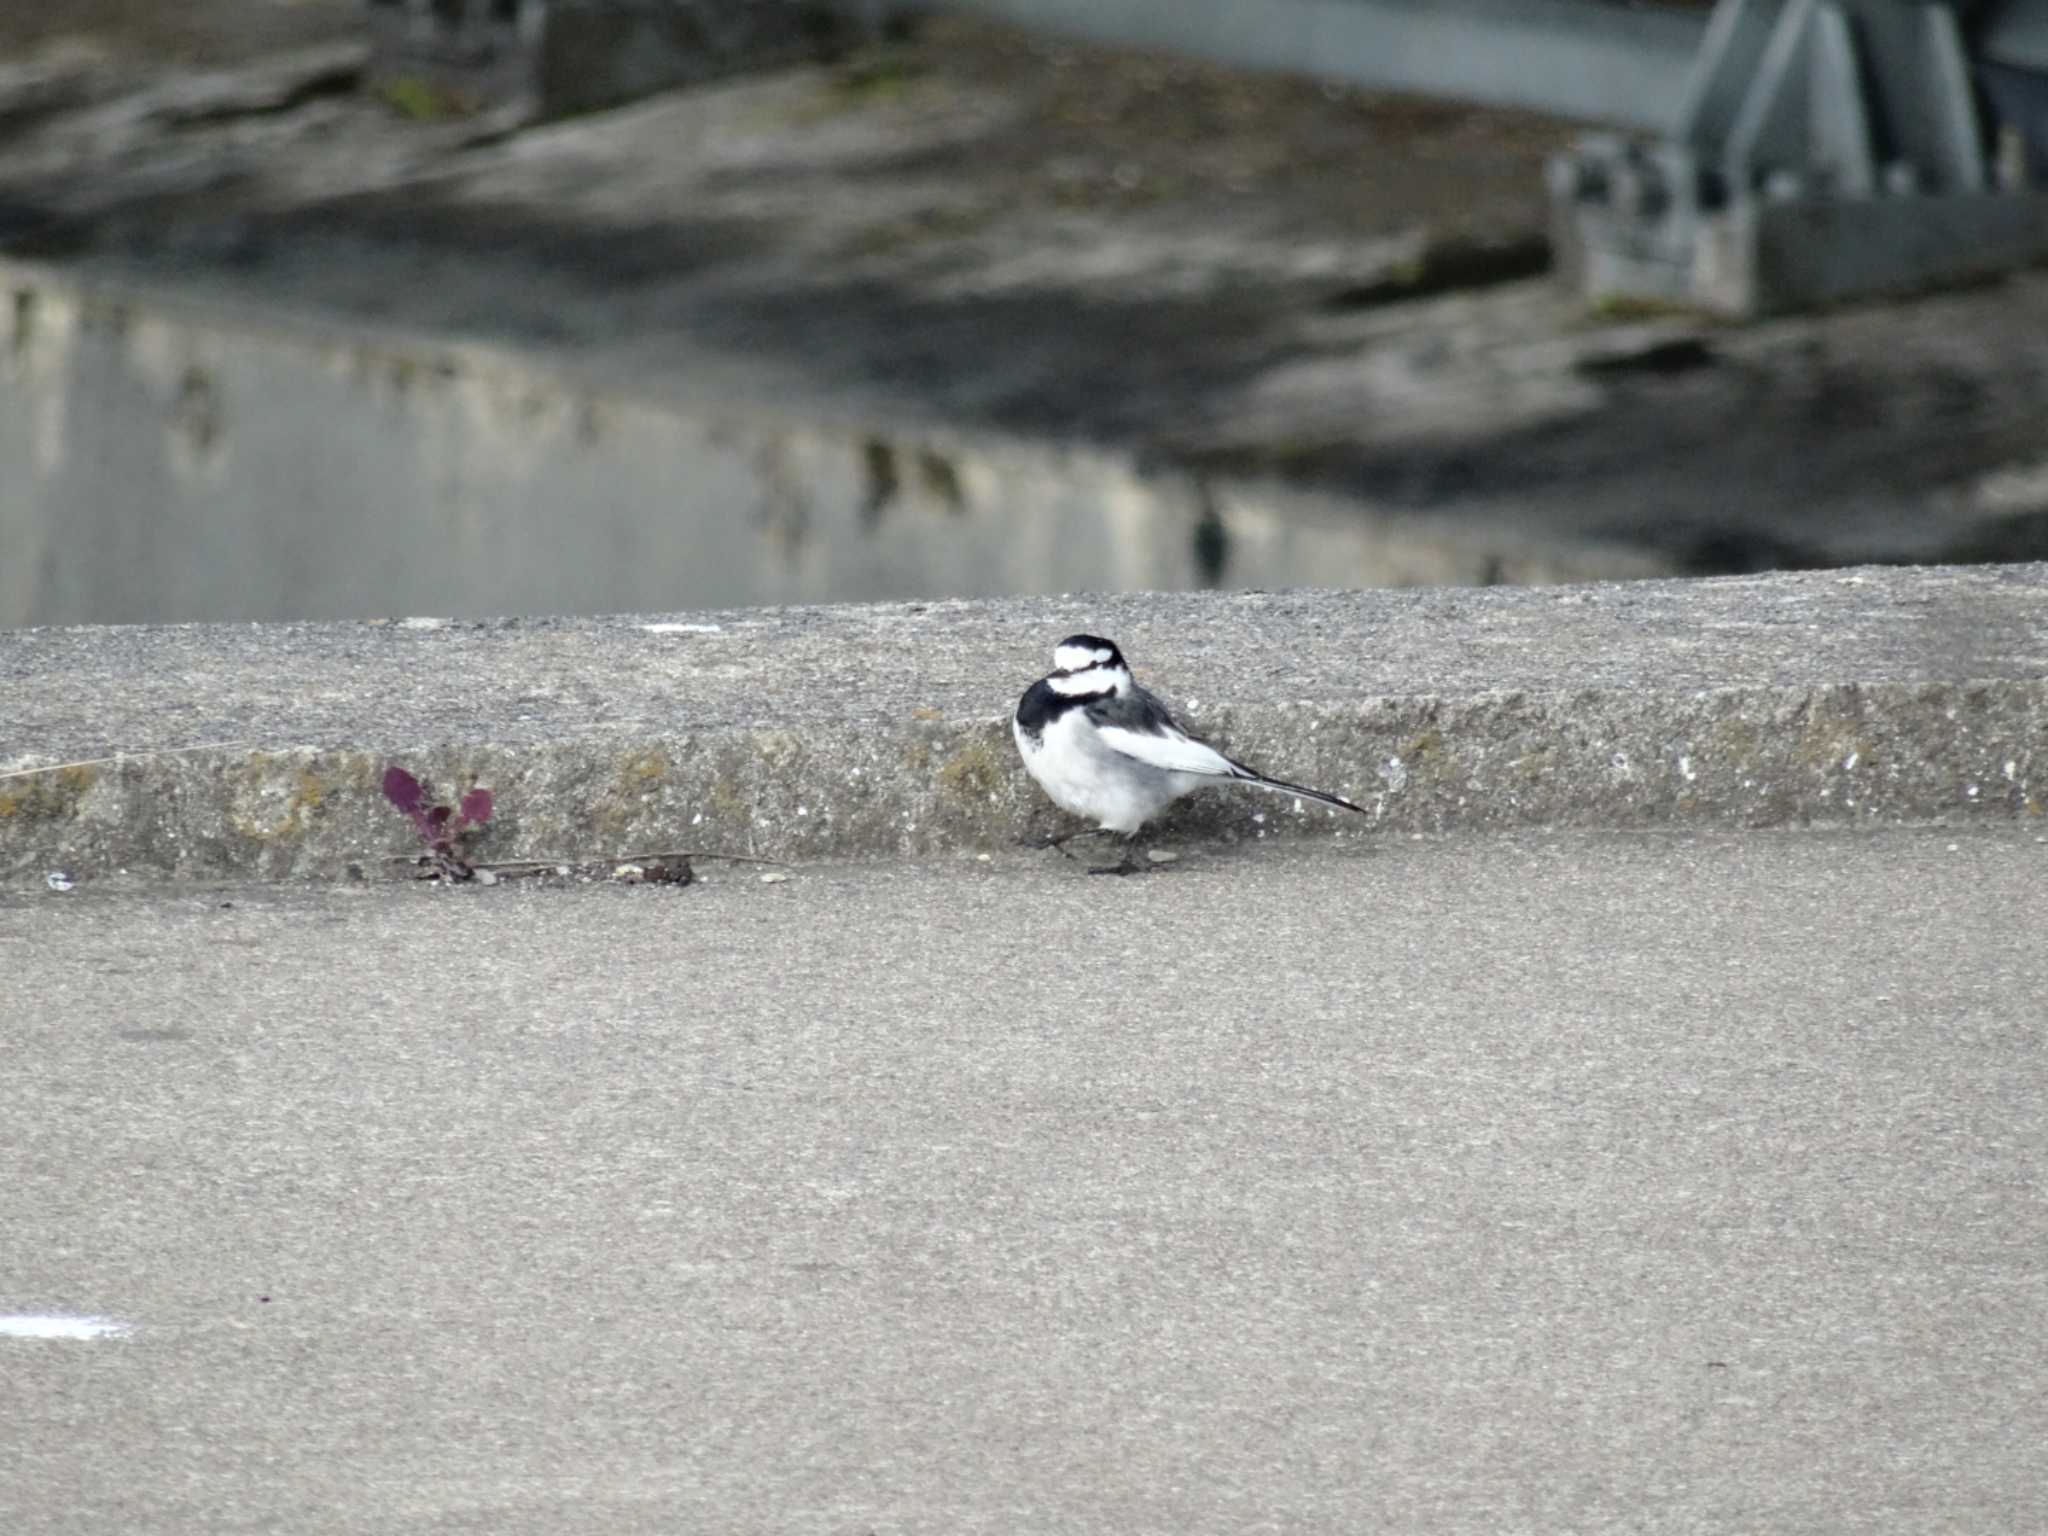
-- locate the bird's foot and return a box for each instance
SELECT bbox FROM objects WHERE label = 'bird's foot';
[1024,827,1108,861]
[1086,844,1146,876]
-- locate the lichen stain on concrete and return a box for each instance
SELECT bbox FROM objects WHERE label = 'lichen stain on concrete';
[0,763,99,821]
[591,751,675,843]
[619,748,671,785]
[291,769,329,816]
[1784,700,1874,779]
[1703,714,1760,761]
[936,737,1003,802]
[1403,728,1446,765]
[751,731,809,769]
[226,756,338,843]
[706,776,751,819]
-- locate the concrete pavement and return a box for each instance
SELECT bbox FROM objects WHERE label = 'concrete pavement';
[4,827,2045,1533]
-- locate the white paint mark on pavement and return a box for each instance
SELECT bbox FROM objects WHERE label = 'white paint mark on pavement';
[0,1314,134,1341]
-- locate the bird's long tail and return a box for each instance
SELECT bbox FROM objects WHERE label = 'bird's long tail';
[1229,764,1367,816]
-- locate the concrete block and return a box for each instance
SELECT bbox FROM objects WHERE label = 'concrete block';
[3,565,2045,882]
[363,0,868,121]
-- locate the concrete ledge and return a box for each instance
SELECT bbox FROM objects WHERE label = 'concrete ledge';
[3,564,2046,882]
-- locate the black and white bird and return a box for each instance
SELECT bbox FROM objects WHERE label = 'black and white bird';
[1012,634,1366,873]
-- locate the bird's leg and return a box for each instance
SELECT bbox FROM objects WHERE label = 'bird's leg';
[1028,826,1111,860]
[1087,832,1146,877]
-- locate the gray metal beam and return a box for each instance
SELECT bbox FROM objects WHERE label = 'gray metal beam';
[919,0,1712,132]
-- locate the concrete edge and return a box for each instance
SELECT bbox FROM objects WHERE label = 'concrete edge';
[5,676,2044,885]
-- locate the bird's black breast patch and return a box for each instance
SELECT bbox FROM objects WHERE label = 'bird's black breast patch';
[1014,679,1110,746]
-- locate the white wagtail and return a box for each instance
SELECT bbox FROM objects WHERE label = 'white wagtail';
[1013,634,1366,873]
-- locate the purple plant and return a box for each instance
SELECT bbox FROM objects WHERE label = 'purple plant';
[383,765,494,879]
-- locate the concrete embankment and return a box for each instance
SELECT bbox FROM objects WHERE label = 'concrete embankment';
[2,563,2044,883]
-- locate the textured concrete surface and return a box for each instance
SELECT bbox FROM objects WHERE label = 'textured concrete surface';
[3,827,2046,1534]
[4,565,2047,881]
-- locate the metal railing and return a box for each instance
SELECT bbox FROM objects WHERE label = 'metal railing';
[363,0,2048,313]
[911,0,1713,132]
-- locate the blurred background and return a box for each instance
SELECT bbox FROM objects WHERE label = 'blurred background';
[5,0,2048,625]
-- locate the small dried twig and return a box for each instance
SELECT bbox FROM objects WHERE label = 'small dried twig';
[614,848,787,867]
[0,739,261,783]
[382,850,781,870]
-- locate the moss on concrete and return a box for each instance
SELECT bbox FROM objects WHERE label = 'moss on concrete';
[0,763,97,822]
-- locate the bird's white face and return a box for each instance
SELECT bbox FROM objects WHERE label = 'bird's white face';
[1052,640,1117,674]
[1045,637,1132,699]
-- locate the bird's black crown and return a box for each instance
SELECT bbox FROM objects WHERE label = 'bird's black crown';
[1053,634,1125,673]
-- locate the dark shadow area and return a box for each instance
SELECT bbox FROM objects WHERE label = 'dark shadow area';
[1574,337,1718,377]
[1321,233,1553,310]
[1934,509,2048,564]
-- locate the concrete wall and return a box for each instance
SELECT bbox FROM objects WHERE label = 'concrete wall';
[3,564,2044,881]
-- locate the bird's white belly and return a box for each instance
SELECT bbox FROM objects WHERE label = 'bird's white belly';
[1014,709,1188,834]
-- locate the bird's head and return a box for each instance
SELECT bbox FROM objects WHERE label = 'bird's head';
[1052,635,1125,674]
[1047,634,1132,696]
